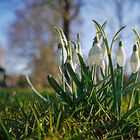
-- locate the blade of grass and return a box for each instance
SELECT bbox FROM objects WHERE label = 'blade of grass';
[26,75,48,103]
[0,118,11,140]
[122,104,140,119]
[56,110,62,131]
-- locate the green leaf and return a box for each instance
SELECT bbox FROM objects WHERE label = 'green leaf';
[56,110,62,131]
[77,53,92,83]
[106,134,124,140]
[47,74,72,105]
[121,81,140,93]
[95,68,121,87]
[110,26,126,52]
[67,63,81,87]
[134,89,139,106]
[0,118,11,140]
[26,75,48,103]
[92,20,110,54]
[96,21,107,40]
[48,75,64,94]
[122,104,140,119]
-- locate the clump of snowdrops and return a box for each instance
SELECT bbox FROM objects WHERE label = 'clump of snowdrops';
[27,20,140,139]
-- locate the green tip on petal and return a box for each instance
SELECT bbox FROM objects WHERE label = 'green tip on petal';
[119,40,122,47]
[133,44,137,51]
[94,36,99,44]
[58,43,62,49]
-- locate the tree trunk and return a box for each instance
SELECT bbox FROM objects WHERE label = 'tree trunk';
[63,0,70,40]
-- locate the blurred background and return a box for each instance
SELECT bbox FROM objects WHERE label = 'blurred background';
[0,0,140,88]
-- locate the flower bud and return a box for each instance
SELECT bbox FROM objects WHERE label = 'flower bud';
[72,46,78,65]
[116,40,126,67]
[130,44,139,73]
[88,36,103,66]
[56,43,67,66]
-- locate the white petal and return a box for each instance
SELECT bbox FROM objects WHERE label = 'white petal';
[88,55,94,66]
[117,47,125,67]
[56,47,67,66]
[72,48,78,64]
[100,60,105,73]
[88,43,103,66]
[101,41,107,58]
[130,52,139,73]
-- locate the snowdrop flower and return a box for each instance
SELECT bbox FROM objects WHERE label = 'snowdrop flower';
[101,41,107,58]
[56,43,67,66]
[88,36,103,66]
[100,60,105,74]
[88,55,94,66]
[72,45,79,69]
[116,40,126,67]
[130,44,139,73]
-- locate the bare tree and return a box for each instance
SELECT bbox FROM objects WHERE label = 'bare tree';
[8,0,82,86]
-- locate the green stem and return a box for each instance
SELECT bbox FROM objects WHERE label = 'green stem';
[117,65,123,120]
[93,65,97,85]
[62,47,65,92]
[127,72,138,111]
[108,54,118,118]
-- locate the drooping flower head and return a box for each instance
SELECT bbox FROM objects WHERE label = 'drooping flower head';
[116,40,126,67]
[56,43,67,66]
[101,41,107,58]
[130,44,139,73]
[88,36,103,66]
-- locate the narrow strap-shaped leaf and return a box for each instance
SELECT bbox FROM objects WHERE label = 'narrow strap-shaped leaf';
[95,68,121,87]
[56,110,62,131]
[96,21,107,40]
[102,21,107,29]
[67,63,81,87]
[92,20,110,54]
[110,26,126,52]
[48,75,64,94]
[47,74,72,105]
[122,104,140,119]
[26,75,48,103]
[77,53,92,83]
[0,118,11,140]
[123,73,134,88]
[120,81,140,93]
[106,134,124,140]
[134,89,139,106]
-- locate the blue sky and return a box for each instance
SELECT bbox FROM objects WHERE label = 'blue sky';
[0,1,140,75]
[0,1,29,75]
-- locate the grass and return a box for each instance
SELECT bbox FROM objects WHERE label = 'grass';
[0,20,140,139]
[0,87,139,139]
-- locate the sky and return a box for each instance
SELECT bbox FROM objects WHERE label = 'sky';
[0,0,140,75]
[0,1,29,75]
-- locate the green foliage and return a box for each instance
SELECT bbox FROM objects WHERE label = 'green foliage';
[0,21,140,139]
